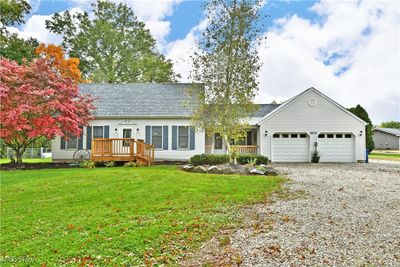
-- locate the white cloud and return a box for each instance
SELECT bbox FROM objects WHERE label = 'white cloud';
[6,8,84,45]
[256,0,400,123]
[127,0,182,49]
[7,14,62,44]
[165,19,207,81]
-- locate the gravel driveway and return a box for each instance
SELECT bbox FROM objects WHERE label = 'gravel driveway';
[231,162,400,266]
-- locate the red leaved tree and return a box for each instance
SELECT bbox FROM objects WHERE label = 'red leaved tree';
[0,58,94,163]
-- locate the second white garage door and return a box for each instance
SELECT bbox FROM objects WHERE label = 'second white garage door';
[317,133,354,162]
[272,133,310,162]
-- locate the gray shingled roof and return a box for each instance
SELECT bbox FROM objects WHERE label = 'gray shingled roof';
[253,104,280,118]
[79,83,199,118]
[79,83,280,118]
[374,128,400,137]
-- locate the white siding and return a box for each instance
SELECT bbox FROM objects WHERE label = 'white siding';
[52,118,205,161]
[259,90,366,162]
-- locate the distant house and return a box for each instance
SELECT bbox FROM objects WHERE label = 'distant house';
[373,128,400,150]
[52,84,367,163]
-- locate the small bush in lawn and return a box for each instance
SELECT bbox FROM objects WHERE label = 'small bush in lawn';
[124,161,138,167]
[237,154,268,165]
[79,160,96,169]
[105,161,115,168]
[189,154,229,166]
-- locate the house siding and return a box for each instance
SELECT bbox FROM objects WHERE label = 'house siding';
[52,118,205,162]
[373,130,400,150]
[259,90,366,162]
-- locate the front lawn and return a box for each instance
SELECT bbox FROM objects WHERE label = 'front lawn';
[369,153,400,161]
[0,158,52,164]
[0,166,282,266]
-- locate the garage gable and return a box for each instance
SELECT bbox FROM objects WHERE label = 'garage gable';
[257,87,367,126]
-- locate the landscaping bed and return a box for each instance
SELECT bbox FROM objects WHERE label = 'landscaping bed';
[182,163,278,176]
[0,162,77,170]
[183,153,277,176]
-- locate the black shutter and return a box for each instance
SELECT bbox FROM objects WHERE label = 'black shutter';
[86,126,92,149]
[60,136,65,149]
[172,126,177,150]
[145,126,151,144]
[78,127,83,149]
[163,126,168,150]
[189,126,195,150]
[104,126,109,138]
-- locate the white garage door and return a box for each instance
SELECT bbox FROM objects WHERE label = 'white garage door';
[317,133,354,162]
[272,133,309,162]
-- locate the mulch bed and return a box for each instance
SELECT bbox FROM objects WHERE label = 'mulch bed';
[0,162,78,171]
[1,160,188,170]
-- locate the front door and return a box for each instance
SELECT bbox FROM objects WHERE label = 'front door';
[118,127,136,154]
[122,127,134,139]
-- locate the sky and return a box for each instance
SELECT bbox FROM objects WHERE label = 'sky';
[7,0,400,124]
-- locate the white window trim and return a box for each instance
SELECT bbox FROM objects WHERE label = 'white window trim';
[151,125,164,150]
[178,126,190,150]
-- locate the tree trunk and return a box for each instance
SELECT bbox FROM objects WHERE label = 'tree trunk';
[224,134,237,165]
[15,151,23,163]
[11,146,26,164]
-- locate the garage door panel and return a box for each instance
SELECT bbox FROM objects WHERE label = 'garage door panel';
[272,133,309,162]
[318,133,354,162]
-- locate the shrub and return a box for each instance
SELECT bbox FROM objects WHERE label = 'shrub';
[105,161,115,168]
[311,150,320,163]
[189,154,229,166]
[246,157,258,166]
[237,154,268,165]
[79,160,96,168]
[124,161,138,167]
[189,153,268,166]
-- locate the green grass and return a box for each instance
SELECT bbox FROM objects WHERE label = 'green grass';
[0,158,52,164]
[0,166,282,266]
[369,153,400,161]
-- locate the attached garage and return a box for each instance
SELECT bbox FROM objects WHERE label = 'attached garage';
[272,133,309,162]
[317,133,354,162]
[258,87,367,163]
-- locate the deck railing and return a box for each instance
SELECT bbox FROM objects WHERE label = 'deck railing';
[91,138,154,165]
[205,145,258,155]
[232,145,258,154]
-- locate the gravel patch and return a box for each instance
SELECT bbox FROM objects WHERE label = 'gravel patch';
[231,163,400,266]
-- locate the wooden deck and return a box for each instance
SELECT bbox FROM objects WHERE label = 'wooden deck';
[91,138,154,165]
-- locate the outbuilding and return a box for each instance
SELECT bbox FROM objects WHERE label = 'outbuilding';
[373,128,400,150]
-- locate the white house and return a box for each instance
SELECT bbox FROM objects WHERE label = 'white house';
[52,84,367,163]
[373,128,400,150]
